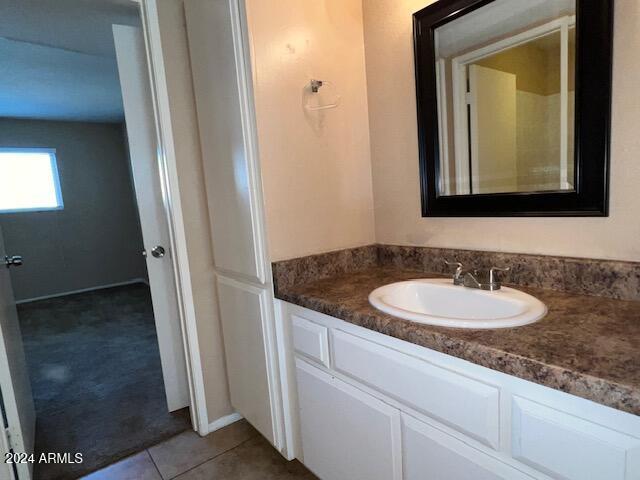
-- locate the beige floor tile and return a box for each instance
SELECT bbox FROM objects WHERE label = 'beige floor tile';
[148,419,258,479]
[175,435,318,480]
[80,451,161,480]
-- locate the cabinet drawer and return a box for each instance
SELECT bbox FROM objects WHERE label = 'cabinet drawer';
[512,396,640,480]
[332,329,500,449]
[291,314,330,367]
[403,414,533,480]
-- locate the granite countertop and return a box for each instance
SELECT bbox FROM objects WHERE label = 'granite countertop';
[275,266,640,416]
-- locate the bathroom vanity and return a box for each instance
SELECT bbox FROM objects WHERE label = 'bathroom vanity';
[273,246,640,480]
[259,0,630,475]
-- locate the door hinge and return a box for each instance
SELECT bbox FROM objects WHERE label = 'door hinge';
[465,92,472,105]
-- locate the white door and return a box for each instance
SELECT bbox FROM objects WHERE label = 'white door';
[468,64,517,194]
[113,25,189,412]
[0,226,35,480]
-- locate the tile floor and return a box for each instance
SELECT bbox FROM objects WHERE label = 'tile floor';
[80,419,318,480]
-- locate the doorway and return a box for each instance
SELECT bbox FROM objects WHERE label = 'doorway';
[0,1,192,479]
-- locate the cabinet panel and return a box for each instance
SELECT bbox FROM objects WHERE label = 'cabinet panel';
[217,277,274,443]
[512,396,640,480]
[403,414,533,480]
[185,0,265,283]
[296,359,402,480]
[292,314,330,367]
[332,329,500,449]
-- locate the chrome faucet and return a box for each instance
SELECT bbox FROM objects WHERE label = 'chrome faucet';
[444,260,466,285]
[463,267,511,291]
[445,260,510,291]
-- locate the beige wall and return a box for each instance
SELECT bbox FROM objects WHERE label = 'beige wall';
[476,38,561,96]
[363,0,640,261]
[246,0,375,261]
[156,0,232,422]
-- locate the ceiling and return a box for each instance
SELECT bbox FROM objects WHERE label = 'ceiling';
[436,0,574,59]
[0,0,140,122]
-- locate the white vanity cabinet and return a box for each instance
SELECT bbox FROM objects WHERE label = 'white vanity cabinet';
[284,303,640,480]
[296,359,402,480]
[331,328,501,449]
[402,413,531,480]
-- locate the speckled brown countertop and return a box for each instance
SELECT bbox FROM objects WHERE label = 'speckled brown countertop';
[275,265,640,416]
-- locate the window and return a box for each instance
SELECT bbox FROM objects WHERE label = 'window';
[0,148,64,213]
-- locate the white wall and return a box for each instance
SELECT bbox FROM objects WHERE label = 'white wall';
[155,0,233,424]
[363,0,640,261]
[245,0,376,261]
[0,118,146,301]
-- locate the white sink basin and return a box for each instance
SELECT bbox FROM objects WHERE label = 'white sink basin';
[368,278,546,329]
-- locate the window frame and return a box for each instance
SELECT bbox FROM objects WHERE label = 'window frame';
[0,147,64,214]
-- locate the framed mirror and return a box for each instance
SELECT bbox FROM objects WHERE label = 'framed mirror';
[413,0,613,216]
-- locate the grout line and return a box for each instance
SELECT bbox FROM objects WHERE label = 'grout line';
[168,436,258,479]
[146,448,165,480]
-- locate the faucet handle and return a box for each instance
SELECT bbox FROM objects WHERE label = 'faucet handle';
[444,260,463,272]
[489,266,511,284]
[444,260,464,285]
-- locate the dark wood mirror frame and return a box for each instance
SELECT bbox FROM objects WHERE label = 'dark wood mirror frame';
[413,0,613,217]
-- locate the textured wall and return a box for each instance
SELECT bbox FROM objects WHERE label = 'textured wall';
[246,0,376,261]
[0,118,146,300]
[363,0,640,261]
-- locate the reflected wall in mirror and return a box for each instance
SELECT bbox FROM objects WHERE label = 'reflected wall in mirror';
[414,0,612,216]
[436,1,576,195]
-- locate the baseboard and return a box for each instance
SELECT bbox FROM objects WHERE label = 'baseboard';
[206,412,243,435]
[16,278,149,304]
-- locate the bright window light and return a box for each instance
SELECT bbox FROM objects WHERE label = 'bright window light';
[0,148,64,213]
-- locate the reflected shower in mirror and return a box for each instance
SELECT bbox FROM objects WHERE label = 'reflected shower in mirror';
[434,0,576,196]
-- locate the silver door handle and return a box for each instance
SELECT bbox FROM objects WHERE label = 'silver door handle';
[151,246,165,258]
[4,255,23,268]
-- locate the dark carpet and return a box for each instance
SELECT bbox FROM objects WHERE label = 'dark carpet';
[17,284,191,480]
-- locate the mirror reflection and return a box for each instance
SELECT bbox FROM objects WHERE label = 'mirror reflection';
[435,0,576,195]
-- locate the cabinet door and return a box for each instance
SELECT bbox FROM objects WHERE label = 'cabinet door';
[185,0,265,284]
[403,414,533,480]
[185,0,279,447]
[512,396,640,480]
[217,277,275,442]
[296,359,402,480]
